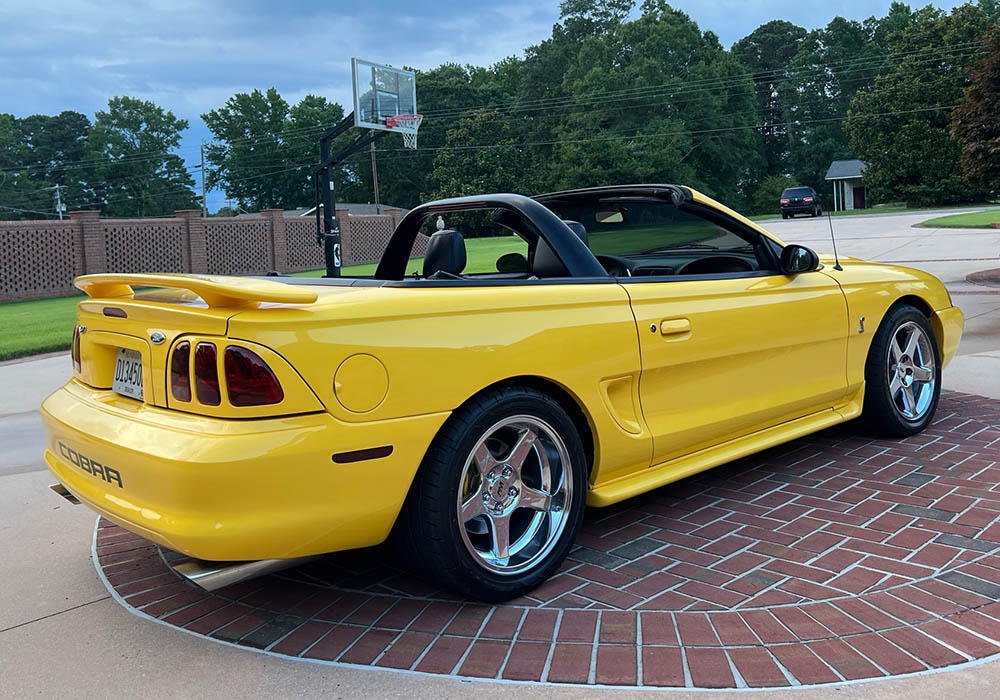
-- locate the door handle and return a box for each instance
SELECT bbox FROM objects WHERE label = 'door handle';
[660,318,691,336]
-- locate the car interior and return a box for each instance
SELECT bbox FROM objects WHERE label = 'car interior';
[271,190,784,288]
[407,194,779,283]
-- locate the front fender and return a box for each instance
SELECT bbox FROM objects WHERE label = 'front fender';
[822,262,960,391]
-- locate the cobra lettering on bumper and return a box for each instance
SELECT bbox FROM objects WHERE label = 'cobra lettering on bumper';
[58,441,123,488]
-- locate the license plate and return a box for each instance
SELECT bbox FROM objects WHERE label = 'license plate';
[112,348,144,401]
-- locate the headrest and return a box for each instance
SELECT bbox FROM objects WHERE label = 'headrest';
[562,220,588,245]
[422,230,466,278]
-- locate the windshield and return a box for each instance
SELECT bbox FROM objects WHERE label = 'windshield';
[541,197,750,257]
[781,187,813,198]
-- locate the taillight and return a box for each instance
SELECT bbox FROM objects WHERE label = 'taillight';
[194,342,220,405]
[71,325,81,373]
[224,346,283,406]
[780,199,790,205]
[804,197,814,203]
[170,341,191,401]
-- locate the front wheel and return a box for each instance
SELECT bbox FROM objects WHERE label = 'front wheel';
[861,305,941,437]
[395,387,587,602]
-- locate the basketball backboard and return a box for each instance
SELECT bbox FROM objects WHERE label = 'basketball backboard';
[352,58,418,132]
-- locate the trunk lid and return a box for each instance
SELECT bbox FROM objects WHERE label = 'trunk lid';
[73,273,319,408]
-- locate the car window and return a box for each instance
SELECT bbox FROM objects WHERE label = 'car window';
[781,187,814,198]
[545,199,752,258]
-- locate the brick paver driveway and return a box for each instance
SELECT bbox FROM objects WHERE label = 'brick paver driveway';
[94,392,1000,689]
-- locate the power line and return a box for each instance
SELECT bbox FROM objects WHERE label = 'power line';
[0,204,59,217]
[0,39,983,178]
[56,102,963,212]
[418,40,986,119]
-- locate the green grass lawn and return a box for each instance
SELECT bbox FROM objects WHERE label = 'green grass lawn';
[919,209,1000,228]
[292,235,529,278]
[0,295,84,361]
[748,204,997,221]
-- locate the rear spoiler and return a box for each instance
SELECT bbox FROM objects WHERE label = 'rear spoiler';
[74,273,318,308]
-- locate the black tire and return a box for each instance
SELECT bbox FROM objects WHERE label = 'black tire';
[394,386,587,602]
[781,213,788,220]
[861,304,941,437]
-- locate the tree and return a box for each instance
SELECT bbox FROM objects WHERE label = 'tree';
[0,113,36,217]
[87,97,198,216]
[428,109,536,201]
[559,0,635,35]
[732,20,807,181]
[551,0,760,206]
[0,111,91,218]
[780,14,898,195]
[980,0,1000,24]
[951,26,1000,193]
[846,4,990,205]
[750,175,796,215]
[203,88,299,211]
[364,63,517,207]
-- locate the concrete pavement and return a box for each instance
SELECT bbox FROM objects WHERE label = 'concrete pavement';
[1,212,999,698]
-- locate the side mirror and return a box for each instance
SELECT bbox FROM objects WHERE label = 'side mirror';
[779,244,820,274]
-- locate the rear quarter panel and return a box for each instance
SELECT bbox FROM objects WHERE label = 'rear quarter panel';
[227,283,652,486]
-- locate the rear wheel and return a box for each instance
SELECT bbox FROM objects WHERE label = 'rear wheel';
[395,386,587,602]
[861,305,941,437]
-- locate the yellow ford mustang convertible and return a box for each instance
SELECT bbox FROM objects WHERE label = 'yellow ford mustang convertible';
[42,185,963,601]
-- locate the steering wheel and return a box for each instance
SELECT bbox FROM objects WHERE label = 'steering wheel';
[595,254,631,277]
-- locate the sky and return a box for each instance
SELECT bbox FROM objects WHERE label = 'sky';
[0,0,971,211]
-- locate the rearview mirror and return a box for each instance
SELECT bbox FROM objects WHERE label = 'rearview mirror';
[779,244,820,274]
[595,210,624,224]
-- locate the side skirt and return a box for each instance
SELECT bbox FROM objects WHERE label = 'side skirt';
[588,407,852,507]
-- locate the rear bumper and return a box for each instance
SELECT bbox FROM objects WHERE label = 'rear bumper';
[932,305,964,368]
[781,205,815,215]
[42,380,448,560]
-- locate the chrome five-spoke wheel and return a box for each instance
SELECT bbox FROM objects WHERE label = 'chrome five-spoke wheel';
[457,416,573,575]
[862,305,941,437]
[396,386,586,601]
[887,320,936,421]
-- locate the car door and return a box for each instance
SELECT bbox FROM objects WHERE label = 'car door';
[618,213,849,467]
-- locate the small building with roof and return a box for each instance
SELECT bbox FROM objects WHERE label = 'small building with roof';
[825,159,867,211]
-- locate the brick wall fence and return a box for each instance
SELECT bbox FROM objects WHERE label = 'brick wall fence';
[1,207,428,301]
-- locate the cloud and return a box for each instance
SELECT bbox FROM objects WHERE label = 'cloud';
[0,0,970,209]
[0,0,556,121]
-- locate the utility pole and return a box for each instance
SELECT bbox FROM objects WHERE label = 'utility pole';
[200,142,208,217]
[44,184,66,220]
[370,141,381,214]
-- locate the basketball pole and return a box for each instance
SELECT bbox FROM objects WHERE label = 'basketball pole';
[314,112,388,278]
[370,141,381,215]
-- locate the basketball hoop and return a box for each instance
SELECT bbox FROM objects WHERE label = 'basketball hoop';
[385,113,423,149]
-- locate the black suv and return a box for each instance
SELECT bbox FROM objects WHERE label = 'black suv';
[780,186,822,218]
